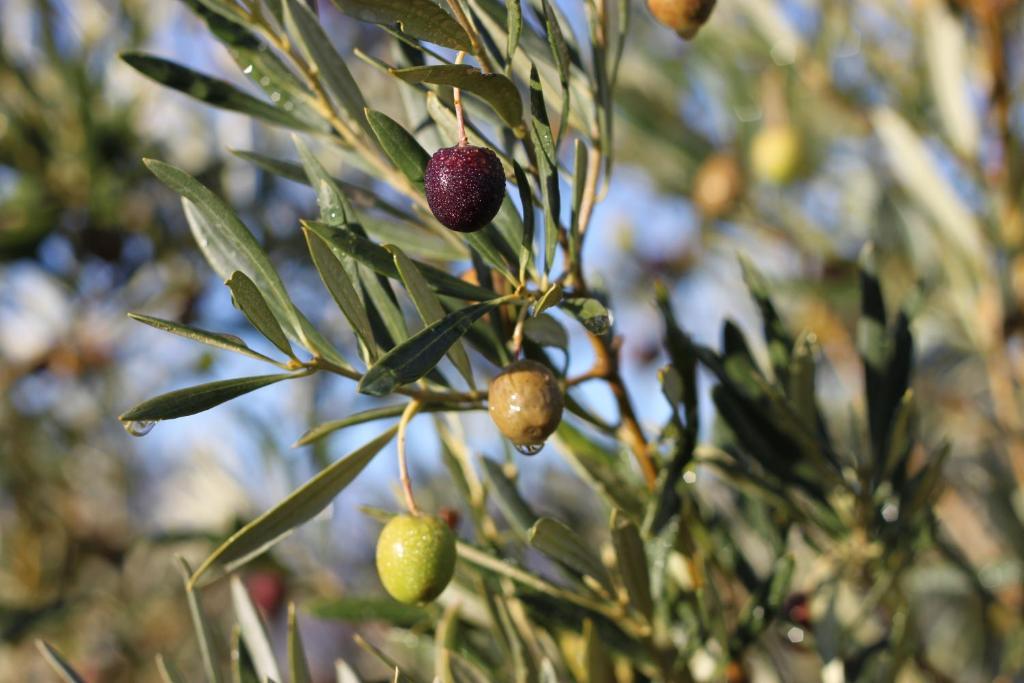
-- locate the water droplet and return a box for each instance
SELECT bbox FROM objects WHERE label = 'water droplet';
[325,208,341,224]
[513,442,544,456]
[270,91,281,103]
[881,502,899,523]
[259,76,271,87]
[123,420,155,437]
[283,101,294,111]
[243,64,254,74]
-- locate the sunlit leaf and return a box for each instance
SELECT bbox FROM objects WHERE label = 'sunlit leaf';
[388,245,475,387]
[288,604,312,683]
[226,271,295,359]
[121,53,317,131]
[366,110,431,186]
[119,373,296,423]
[391,64,523,129]
[231,576,282,683]
[127,313,280,365]
[358,301,500,396]
[191,428,397,584]
[331,0,471,51]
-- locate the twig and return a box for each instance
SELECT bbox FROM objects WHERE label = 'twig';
[445,0,494,74]
[454,51,469,147]
[397,401,423,515]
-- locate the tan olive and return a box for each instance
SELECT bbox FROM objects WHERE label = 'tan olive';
[693,153,744,218]
[647,0,717,40]
[488,360,564,451]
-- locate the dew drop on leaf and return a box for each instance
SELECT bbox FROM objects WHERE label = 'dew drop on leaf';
[270,91,281,103]
[513,442,543,456]
[259,76,271,87]
[243,64,254,75]
[122,420,155,437]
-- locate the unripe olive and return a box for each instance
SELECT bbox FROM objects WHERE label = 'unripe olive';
[647,0,717,39]
[692,153,744,218]
[749,124,802,185]
[375,514,456,604]
[488,360,564,452]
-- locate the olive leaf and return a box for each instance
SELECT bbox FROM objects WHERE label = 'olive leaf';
[528,65,561,273]
[388,245,476,388]
[358,301,502,396]
[226,271,295,359]
[119,373,297,423]
[231,576,282,683]
[295,402,479,447]
[190,428,397,585]
[391,64,523,129]
[560,297,611,335]
[175,557,222,683]
[121,53,318,131]
[288,604,313,683]
[366,109,431,186]
[330,0,471,51]
[35,641,85,683]
[127,313,280,365]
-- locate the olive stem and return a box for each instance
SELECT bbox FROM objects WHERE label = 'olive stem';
[453,51,469,147]
[509,303,530,359]
[397,401,423,515]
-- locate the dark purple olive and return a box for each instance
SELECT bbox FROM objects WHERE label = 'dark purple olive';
[424,145,506,233]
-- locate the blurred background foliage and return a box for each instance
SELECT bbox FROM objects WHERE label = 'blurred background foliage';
[3,0,1024,681]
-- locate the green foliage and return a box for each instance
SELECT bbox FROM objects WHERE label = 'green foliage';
[20,0,1024,680]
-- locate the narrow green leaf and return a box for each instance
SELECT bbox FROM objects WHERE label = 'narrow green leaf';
[146,159,347,366]
[507,0,523,66]
[283,0,373,139]
[304,228,378,362]
[35,641,85,683]
[179,0,329,132]
[538,0,570,145]
[391,65,523,129]
[513,160,535,282]
[229,623,259,683]
[522,314,568,351]
[560,297,611,335]
[464,229,518,284]
[288,604,313,683]
[610,510,653,619]
[569,138,587,265]
[119,373,295,423]
[361,265,410,347]
[127,313,279,364]
[534,283,563,316]
[330,0,471,51]
[226,271,295,358]
[295,402,479,447]
[358,301,500,396]
[553,421,645,519]
[388,245,475,388]
[156,654,186,683]
[191,428,397,584]
[309,596,432,626]
[176,557,222,683]
[121,53,317,131]
[231,576,282,683]
[366,110,431,185]
[738,255,792,383]
[482,458,538,538]
[582,619,615,683]
[293,135,356,228]
[528,518,613,592]
[303,220,497,300]
[336,659,363,683]
[528,65,561,273]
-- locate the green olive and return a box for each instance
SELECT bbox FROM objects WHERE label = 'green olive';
[488,360,564,451]
[750,125,802,185]
[375,514,456,604]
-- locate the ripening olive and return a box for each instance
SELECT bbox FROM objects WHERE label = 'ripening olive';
[375,514,456,604]
[488,360,564,452]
